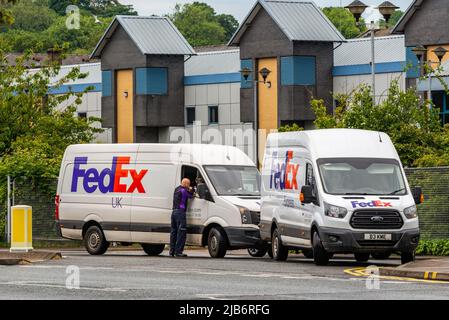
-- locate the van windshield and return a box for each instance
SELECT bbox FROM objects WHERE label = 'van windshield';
[204,165,260,196]
[317,158,407,196]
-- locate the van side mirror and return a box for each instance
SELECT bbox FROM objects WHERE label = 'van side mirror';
[197,184,214,202]
[411,186,423,205]
[300,185,314,204]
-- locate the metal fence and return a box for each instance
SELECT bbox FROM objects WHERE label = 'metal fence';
[405,167,449,240]
[1,168,449,242]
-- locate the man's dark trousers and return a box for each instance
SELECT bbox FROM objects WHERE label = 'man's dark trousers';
[170,209,187,255]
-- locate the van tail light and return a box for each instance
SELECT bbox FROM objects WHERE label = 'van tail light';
[55,195,60,221]
[299,192,304,203]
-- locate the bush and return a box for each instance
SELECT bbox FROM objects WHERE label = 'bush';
[416,239,449,256]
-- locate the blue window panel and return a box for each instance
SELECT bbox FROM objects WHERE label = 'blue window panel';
[48,83,102,95]
[136,67,168,95]
[102,70,112,97]
[241,59,253,89]
[184,73,241,86]
[406,47,420,79]
[281,56,316,86]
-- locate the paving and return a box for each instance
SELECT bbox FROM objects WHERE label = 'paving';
[380,257,449,281]
[0,249,448,299]
[0,250,62,265]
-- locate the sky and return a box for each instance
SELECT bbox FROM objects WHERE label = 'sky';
[120,0,414,22]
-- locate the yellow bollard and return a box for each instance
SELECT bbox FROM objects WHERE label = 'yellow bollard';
[10,205,33,252]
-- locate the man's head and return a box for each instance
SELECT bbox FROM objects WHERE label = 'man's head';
[181,178,191,188]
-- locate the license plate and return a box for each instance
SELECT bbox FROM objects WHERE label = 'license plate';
[364,233,392,241]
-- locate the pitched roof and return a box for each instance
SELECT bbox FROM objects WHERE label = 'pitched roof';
[334,35,405,67]
[91,15,196,59]
[185,49,240,76]
[229,0,346,46]
[392,0,424,33]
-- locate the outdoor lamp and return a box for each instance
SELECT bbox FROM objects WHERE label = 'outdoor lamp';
[377,1,399,23]
[259,67,271,84]
[240,67,252,81]
[345,0,368,23]
[433,47,448,63]
[412,45,427,61]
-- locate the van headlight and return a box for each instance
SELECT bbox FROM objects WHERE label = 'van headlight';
[237,206,251,224]
[404,205,418,219]
[324,202,347,219]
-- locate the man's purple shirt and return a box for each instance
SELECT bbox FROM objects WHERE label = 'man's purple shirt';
[179,187,193,210]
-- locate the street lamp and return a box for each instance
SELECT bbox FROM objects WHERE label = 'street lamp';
[377,1,399,24]
[239,66,272,166]
[346,1,398,105]
[412,45,448,104]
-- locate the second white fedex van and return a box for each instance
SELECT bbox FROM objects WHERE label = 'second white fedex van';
[260,129,423,265]
[56,143,265,258]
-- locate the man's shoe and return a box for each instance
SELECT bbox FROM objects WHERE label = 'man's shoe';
[169,251,175,257]
[175,253,188,257]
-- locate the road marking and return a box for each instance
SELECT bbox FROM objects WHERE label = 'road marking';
[344,267,449,284]
[0,280,127,292]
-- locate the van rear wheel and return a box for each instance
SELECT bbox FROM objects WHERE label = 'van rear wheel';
[207,228,227,258]
[272,228,288,261]
[141,244,165,256]
[84,225,110,255]
[247,247,268,257]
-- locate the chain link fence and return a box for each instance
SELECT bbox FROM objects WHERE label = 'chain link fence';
[1,168,449,242]
[405,167,449,240]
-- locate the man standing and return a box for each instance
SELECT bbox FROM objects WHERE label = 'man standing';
[170,178,194,257]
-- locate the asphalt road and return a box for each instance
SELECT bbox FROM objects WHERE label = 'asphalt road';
[1,249,449,300]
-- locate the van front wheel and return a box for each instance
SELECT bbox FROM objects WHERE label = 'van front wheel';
[84,225,110,255]
[207,228,227,258]
[312,231,330,266]
[141,244,165,256]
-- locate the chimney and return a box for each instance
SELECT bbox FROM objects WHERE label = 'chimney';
[47,48,63,65]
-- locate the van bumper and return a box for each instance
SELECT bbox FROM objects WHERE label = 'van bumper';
[318,227,420,254]
[224,227,266,249]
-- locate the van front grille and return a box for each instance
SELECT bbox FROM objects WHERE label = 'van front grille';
[350,210,403,230]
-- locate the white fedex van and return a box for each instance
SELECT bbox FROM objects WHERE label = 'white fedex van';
[56,144,265,258]
[261,129,423,266]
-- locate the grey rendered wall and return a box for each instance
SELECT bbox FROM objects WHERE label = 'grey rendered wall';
[403,0,449,47]
[238,8,334,125]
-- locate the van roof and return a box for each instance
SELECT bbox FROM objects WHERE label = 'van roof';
[63,143,256,167]
[266,129,400,160]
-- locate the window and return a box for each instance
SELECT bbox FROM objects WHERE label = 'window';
[432,91,449,125]
[78,112,87,119]
[306,163,319,205]
[186,107,195,125]
[136,67,168,95]
[209,106,219,124]
[281,56,316,86]
[102,70,112,97]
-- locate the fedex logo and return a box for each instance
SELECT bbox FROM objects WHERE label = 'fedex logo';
[270,151,299,190]
[71,156,148,194]
[351,200,392,208]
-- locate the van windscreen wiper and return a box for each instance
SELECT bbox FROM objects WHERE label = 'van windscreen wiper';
[387,188,405,195]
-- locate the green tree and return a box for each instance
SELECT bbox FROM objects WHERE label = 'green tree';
[322,7,366,39]
[308,80,449,167]
[0,49,102,179]
[168,2,229,47]
[0,0,17,25]
[79,0,137,17]
[10,0,58,32]
[44,15,112,54]
[216,13,239,41]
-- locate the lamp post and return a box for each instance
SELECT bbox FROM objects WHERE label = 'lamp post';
[412,45,448,105]
[346,1,399,106]
[240,66,272,166]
